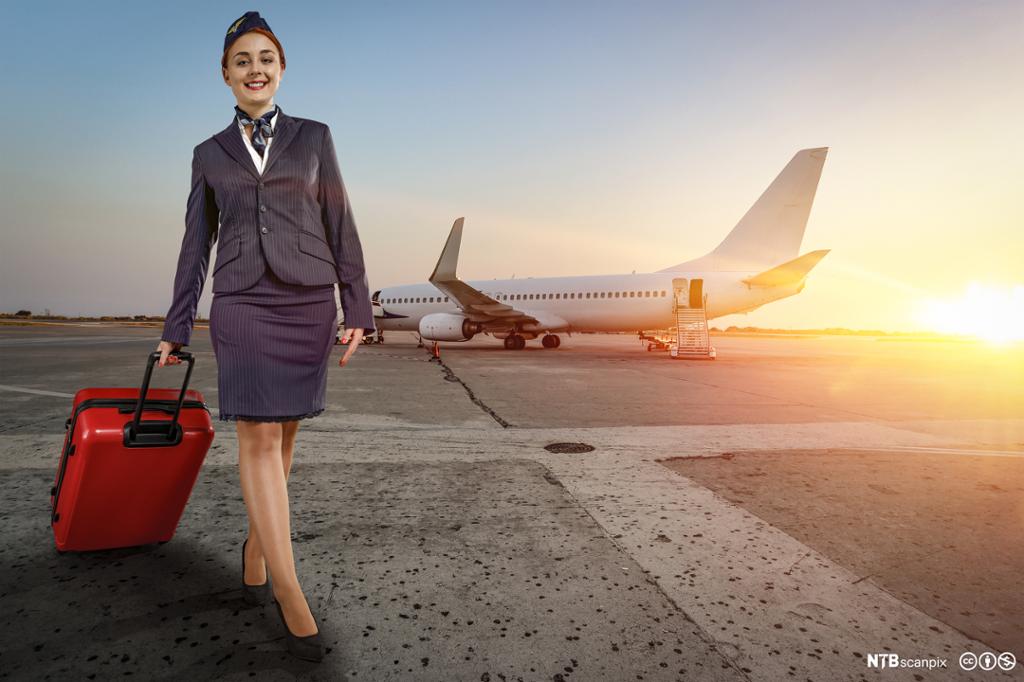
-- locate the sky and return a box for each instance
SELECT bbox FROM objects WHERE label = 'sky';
[1,0,1021,332]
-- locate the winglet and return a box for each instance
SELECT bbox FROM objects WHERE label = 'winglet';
[741,249,830,287]
[430,218,465,283]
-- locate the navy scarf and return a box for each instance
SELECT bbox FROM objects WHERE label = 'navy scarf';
[235,104,279,158]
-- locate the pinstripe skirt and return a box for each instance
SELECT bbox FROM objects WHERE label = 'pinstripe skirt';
[209,265,338,423]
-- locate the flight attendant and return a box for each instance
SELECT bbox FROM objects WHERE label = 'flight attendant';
[155,11,374,662]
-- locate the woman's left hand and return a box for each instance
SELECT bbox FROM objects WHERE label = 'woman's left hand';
[338,327,363,366]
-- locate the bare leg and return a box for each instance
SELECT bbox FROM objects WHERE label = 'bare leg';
[237,420,316,636]
[244,420,299,583]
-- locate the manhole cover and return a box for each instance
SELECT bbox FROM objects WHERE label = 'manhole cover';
[544,442,595,454]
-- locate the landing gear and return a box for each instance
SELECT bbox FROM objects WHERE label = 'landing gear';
[503,334,526,350]
[541,334,561,349]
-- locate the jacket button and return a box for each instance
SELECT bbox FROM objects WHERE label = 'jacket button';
[260,226,268,234]
[260,205,267,213]
[258,181,266,188]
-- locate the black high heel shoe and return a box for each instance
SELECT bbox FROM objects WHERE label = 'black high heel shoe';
[241,538,270,606]
[274,597,324,662]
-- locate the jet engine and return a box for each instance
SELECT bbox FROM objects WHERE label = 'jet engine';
[419,313,482,342]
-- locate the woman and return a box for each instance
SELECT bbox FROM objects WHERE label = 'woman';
[155,11,374,662]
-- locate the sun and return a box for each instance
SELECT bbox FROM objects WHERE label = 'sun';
[914,282,1024,344]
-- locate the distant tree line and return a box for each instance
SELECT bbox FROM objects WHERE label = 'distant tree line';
[0,312,209,322]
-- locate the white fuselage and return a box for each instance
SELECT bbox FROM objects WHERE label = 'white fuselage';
[374,268,803,334]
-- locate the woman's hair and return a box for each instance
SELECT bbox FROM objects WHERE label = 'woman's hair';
[222,28,286,70]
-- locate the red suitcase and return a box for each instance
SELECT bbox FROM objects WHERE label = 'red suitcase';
[50,350,215,552]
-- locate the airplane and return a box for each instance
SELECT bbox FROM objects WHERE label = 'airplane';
[370,147,831,350]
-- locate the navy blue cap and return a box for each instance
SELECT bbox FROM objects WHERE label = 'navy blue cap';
[223,11,281,59]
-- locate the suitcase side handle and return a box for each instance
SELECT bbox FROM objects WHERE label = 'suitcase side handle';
[127,351,195,445]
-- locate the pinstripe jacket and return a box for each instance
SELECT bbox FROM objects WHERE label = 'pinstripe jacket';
[161,109,374,346]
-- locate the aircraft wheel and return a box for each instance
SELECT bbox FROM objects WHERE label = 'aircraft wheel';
[542,334,556,348]
[504,335,518,350]
[552,335,561,348]
[514,335,527,350]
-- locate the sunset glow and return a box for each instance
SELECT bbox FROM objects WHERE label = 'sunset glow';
[914,282,1024,344]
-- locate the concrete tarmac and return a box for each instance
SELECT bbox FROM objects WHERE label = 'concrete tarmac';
[0,323,1021,681]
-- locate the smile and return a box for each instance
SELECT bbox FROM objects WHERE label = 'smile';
[245,81,267,90]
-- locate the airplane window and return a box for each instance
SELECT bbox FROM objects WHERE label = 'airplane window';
[629,291,635,297]
[541,294,546,300]
[444,297,449,302]
[661,291,666,296]
[614,292,620,298]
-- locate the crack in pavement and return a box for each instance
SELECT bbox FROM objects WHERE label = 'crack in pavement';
[431,357,512,428]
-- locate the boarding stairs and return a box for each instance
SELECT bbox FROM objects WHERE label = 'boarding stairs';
[669,280,716,359]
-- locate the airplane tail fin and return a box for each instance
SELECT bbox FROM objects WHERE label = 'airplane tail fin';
[659,147,828,272]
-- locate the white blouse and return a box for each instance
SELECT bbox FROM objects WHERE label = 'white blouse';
[236,109,279,175]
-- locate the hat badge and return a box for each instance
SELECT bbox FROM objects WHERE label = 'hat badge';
[227,16,246,36]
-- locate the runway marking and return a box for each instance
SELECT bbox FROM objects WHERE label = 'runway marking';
[860,445,1024,458]
[0,336,159,347]
[0,385,75,398]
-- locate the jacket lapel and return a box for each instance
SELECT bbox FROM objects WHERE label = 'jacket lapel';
[261,110,300,177]
[212,108,302,180]
[214,117,260,180]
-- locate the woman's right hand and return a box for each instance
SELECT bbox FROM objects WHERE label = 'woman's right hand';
[156,340,184,367]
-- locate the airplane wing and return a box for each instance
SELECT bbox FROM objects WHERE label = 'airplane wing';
[429,218,539,326]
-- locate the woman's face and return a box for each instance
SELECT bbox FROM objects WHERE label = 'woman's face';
[222,31,284,109]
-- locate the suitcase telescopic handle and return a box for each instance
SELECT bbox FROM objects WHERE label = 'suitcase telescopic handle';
[128,350,195,443]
